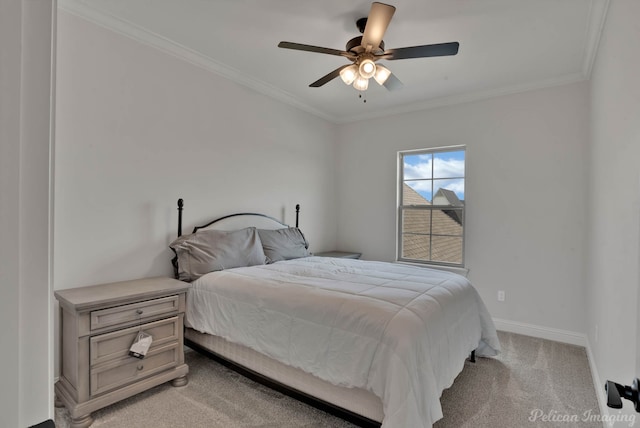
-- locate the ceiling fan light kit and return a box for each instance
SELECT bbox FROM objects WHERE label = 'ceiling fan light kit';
[278,2,460,95]
[358,57,376,79]
[339,57,388,91]
[373,65,391,85]
[339,64,358,85]
[353,75,369,91]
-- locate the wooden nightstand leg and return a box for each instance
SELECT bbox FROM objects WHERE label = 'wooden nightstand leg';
[70,414,94,428]
[171,375,188,387]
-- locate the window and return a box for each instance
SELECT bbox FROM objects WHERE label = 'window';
[398,147,465,266]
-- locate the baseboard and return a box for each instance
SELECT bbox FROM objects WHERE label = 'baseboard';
[493,318,587,347]
[585,337,609,428]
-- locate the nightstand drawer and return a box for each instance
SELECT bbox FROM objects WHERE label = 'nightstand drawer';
[91,295,180,331]
[90,316,181,366]
[90,342,180,396]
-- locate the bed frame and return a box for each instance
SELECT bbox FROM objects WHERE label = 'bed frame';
[175,199,383,428]
[177,198,301,235]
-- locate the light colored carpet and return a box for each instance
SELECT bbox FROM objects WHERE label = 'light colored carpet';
[434,332,601,428]
[55,332,601,427]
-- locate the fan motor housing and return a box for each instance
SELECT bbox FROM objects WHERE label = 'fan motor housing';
[346,36,384,55]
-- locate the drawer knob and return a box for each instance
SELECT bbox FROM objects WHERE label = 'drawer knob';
[136,309,144,315]
[137,365,144,371]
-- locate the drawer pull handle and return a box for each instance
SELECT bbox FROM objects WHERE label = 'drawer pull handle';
[136,309,144,315]
[137,365,144,371]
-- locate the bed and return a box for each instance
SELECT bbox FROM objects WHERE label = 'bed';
[170,200,500,428]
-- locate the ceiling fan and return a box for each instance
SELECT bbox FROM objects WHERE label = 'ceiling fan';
[277,2,459,92]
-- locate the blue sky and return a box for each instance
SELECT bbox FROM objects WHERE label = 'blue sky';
[403,150,465,202]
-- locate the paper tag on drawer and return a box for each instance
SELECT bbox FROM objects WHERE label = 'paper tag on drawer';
[129,331,153,359]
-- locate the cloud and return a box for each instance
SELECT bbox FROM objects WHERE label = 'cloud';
[404,157,464,180]
[404,155,465,199]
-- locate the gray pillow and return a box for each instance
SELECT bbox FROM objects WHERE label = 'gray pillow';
[170,227,267,282]
[258,227,311,263]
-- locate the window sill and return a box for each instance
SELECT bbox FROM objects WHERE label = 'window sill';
[395,260,470,277]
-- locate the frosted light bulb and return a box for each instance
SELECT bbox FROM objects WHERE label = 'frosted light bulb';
[373,65,391,85]
[358,59,376,79]
[339,65,358,85]
[353,75,369,91]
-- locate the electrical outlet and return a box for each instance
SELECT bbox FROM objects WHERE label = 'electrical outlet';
[497,290,505,302]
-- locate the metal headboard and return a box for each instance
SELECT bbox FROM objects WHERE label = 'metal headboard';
[176,199,300,237]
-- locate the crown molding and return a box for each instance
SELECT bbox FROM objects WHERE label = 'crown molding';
[58,0,609,125]
[582,0,611,78]
[338,72,588,124]
[58,0,339,123]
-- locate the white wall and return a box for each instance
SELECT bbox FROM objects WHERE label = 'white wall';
[587,0,640,421]
[336,82,590,334]
[54,11,338,291]
[52,3,640,422]
[0,0,56,426]
[0,1,23,425]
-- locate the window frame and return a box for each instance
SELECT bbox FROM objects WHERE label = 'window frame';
[396,145,466,268]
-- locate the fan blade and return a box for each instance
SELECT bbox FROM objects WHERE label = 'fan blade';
[309,65,351,88]
[278,42,355,59]
[361,2,396,52]
[383,72,403,91]
[383,42,459,60]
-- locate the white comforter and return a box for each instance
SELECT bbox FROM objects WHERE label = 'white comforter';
[186,257,500,428]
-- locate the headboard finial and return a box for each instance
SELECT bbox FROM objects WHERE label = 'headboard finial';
[295,204,300,228]
[177,198,184,237]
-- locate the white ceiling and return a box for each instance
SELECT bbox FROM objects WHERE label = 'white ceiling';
[59,0,609,123]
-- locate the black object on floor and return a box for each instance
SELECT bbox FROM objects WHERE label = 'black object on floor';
[30,419,55,428]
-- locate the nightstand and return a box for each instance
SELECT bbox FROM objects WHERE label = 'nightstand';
[54,277,190,428]
[315,251,362,259]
